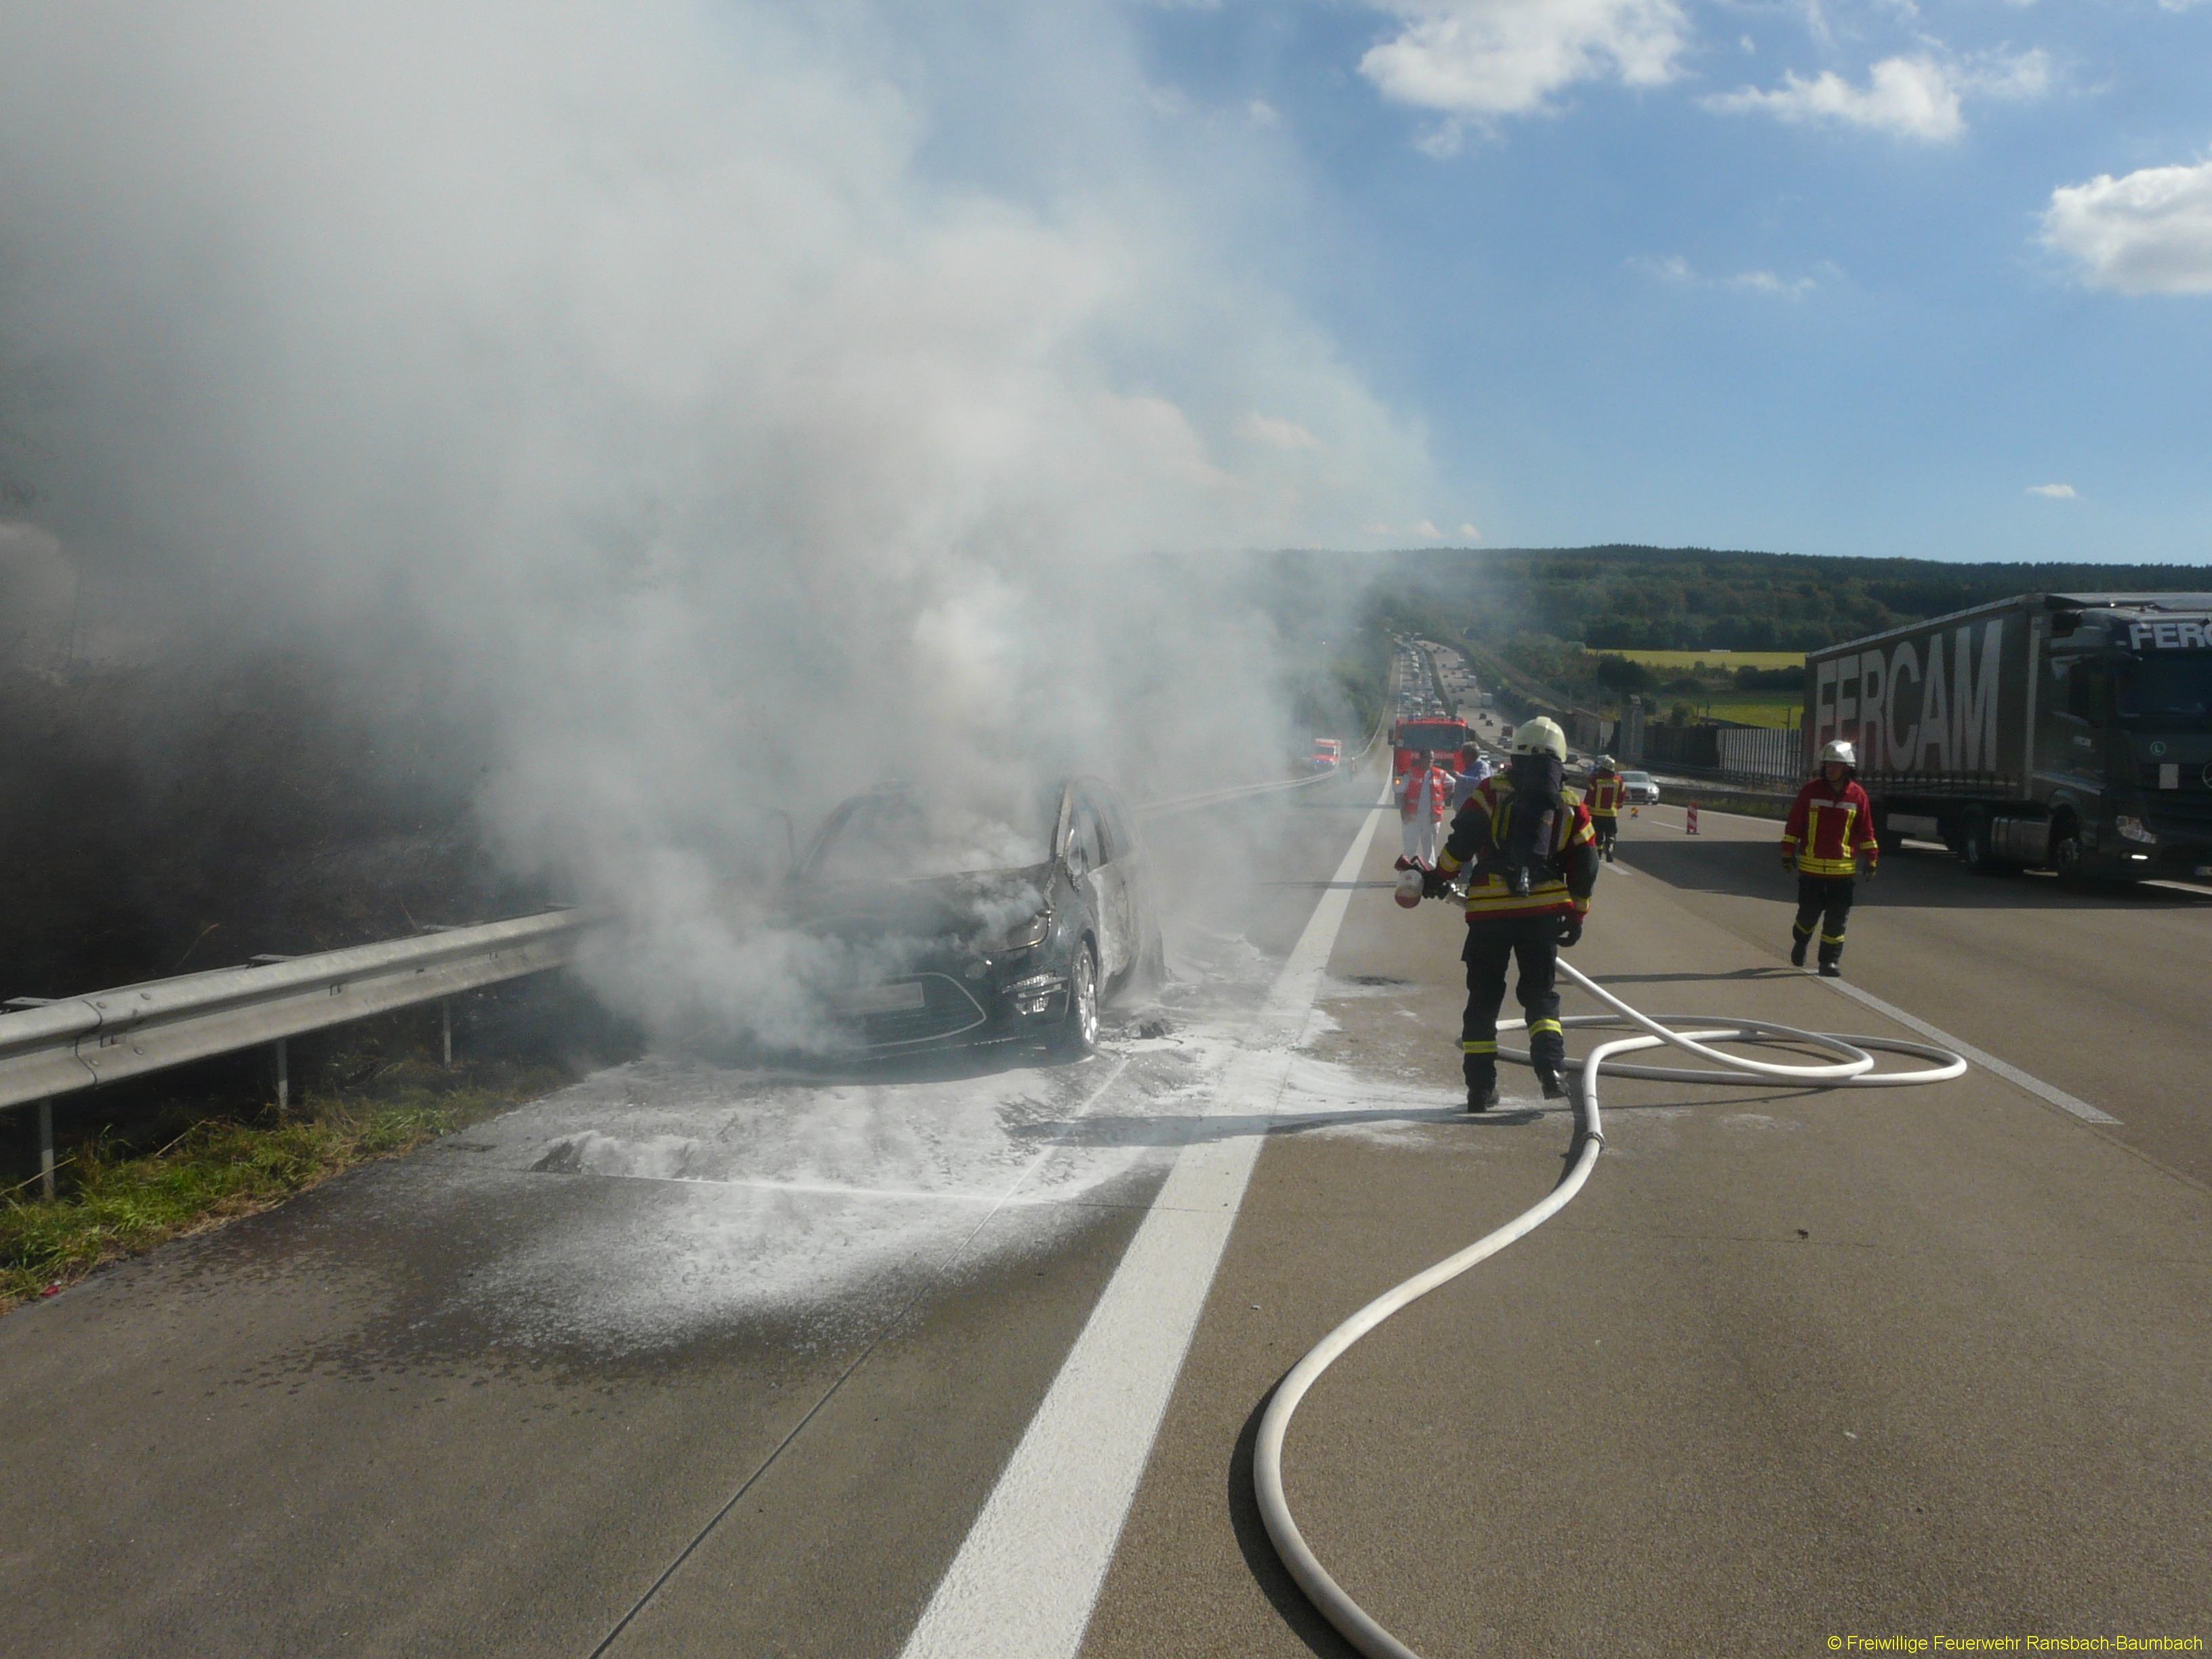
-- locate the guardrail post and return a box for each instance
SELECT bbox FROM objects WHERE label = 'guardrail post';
[275,1038,289,1116]
[441,998,452,1069]
[38,1099,54,1200]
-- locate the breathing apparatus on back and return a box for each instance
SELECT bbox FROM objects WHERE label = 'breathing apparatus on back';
[1499,718,1568,897]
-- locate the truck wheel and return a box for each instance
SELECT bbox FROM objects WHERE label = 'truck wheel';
[2048,816,2086,881]
[1960,811,2009,876]
[1049,941,1099,1059]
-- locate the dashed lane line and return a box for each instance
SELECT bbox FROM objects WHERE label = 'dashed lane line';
[1809,972,2121,1125]
[896,785,1391,1659]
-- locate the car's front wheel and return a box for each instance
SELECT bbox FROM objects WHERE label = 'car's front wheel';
[1049,941,1099,1059]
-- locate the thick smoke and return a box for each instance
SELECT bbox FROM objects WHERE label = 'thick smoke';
[0,1,1426,1044]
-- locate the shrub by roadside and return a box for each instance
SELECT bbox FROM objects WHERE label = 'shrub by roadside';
[0,1052,571,1312]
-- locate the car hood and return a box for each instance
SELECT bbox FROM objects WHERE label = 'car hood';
[781,865,1055,955]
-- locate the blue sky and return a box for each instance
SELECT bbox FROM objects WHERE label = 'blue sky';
[1102,0,2212,563]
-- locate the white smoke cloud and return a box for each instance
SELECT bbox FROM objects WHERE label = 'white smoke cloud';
[0,0,1429,1045]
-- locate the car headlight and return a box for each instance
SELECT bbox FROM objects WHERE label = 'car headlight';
[996,909,1052,951]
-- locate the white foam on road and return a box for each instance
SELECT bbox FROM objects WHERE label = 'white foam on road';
[430,926,1280,1353]
[898,787,1390,1659]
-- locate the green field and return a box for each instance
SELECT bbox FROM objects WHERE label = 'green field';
[1656,692,1803,729]
[1617,649,1805,670]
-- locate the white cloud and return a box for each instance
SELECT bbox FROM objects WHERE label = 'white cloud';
[1360,0,1691,123]
[1727,268,1816,296]
[2042,161,2212,295]
[1410,518,1443,539]
[1631,253,1820,295]
[1458,522,1481,539]
[1246,98,1279,127]
[1704,55,1964,140]
[2027,483,2078,498]
[1236,411,1322,449]
[1964,46,2051,101]
[1702,45,2052,142]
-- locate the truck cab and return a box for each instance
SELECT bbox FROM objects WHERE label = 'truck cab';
[2039,604,2212,876]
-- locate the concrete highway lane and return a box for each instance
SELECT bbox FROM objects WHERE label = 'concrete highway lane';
[1077,796,2212,1657]
[0,771,1382,1659]
[10,766,2209,1657]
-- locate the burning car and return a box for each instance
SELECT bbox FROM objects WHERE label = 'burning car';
[779,777,1162,1058]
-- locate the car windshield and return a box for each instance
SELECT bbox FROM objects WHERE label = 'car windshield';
[1623,772,1652,783]
[2118,655,2212,720]
[809,787,1060,882]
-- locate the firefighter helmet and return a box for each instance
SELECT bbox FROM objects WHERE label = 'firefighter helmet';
[1595,754,1616,771]
[1819,739,1856,768]
[1510,716,1568,760]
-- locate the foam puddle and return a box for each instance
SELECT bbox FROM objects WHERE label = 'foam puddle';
[432,927,1285,1352]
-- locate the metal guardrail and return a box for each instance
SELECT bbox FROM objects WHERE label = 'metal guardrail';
[0,908,597,1195]
[1135,712,1389,820]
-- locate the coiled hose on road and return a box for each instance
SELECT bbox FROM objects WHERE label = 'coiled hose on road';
[1253,958,1969,1659]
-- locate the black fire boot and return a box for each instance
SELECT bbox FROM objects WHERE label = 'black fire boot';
[1818,942,1843,978]
[1790,928,1810,969]
[1530,1033,1569,1101]
[1464,1057,1499,1113]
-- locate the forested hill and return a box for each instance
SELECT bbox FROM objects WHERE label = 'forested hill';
[1355,545,2212,653]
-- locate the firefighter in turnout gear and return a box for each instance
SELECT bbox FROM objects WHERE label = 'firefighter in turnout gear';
[1422,716,1601,1111]
[1586,754,1625,861]
[1782,739,1878,978]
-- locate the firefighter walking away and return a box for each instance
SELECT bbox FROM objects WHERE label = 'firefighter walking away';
[1781,739,1878,977]
[1586,754,1624,862]
[1420,716,1600,1111]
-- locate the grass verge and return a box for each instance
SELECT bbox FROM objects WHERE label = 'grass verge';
[0,1059,565,1312]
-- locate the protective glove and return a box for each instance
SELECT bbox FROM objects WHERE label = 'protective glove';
[1780,853,1796,872]
[1556,914,1584,949]
[1860,861,1877,883]
[1420,867,1454,901]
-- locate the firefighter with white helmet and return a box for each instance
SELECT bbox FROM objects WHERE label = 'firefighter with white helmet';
[1420,715,1601,1111]
[1781,737,1879,977]
[1586,753,1625,862]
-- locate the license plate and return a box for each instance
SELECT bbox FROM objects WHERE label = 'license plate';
[830,981,926,1015]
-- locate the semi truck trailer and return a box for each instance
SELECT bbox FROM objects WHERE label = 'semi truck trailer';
[1805,592,2212,880]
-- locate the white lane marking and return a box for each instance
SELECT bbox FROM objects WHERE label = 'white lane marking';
[1625,802,2122,1124]
[1811,975,2121,1125]
[897,787,1391,1659]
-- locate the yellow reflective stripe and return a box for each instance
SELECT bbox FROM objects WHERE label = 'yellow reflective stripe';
[1437,850,1462,874]
[1795,856,1858,876]
[1528,1019,1563,1036]
[1820,932,1846,944]
[1460,1040,1498,1054]
[1792,921,1814,937]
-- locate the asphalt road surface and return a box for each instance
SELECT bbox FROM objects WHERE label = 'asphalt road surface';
[5,769,2207,1658]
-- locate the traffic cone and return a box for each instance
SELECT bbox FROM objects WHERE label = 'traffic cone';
[1685,802,1700,835]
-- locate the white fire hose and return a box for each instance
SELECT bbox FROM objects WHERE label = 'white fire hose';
[1252,957,1968,1659]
